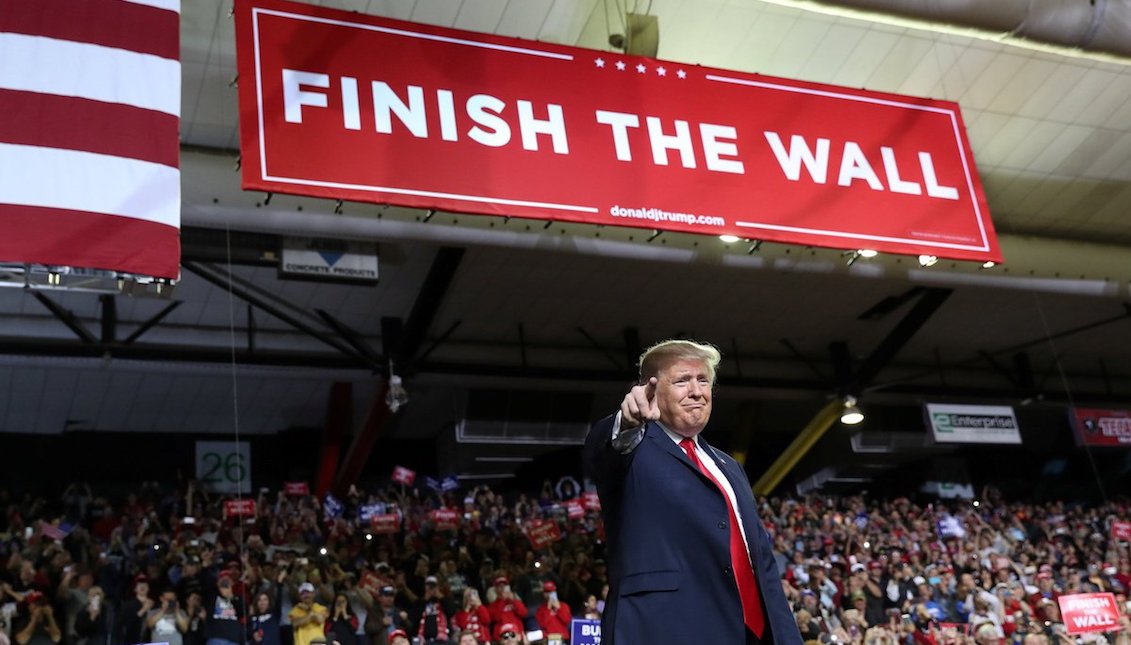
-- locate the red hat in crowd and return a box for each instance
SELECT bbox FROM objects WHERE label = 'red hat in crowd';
[387,629,408,644]
[134,574,149,586]
[494,576,509,586]
[543,581,557,592]
[496,623,521,640]
[868,561,883,571]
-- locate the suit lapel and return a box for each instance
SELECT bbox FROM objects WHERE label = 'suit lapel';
[700,437,763,561]
[647,423,715,485]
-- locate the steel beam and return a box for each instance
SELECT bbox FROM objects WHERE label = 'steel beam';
[31,292,95,344]
[183,261,377,369]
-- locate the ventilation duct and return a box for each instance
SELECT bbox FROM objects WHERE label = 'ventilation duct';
[773,0,1131,61]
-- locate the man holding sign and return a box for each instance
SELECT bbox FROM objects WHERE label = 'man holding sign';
[584,340,802,645]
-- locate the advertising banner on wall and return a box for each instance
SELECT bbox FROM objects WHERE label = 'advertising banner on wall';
[925,404,1021,444]
[234,0,1000,262]
[1070,407,1131,447]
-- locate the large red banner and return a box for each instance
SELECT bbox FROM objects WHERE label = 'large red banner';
[234,0,1000,262]
[1071,407,1131,448]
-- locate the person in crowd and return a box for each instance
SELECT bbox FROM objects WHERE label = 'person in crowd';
[486,578,526,639]
[288,583,327,645]
[204,573,245,645]
[364,586,409,645]
[581,595,600,621]
[416,576,451,645]
[533,582,570,643]
[56,567,94,645]
[451,589,489,645]
[456,634,479,645]
[116,575,153,645]
[584,339,804,645]
[324,593,359,645]
[495,622,522,645]
[249,591,282,645]
[72,586,108,645]
[385,630,410,645]
[147,588,189,645]
[183,591,208,645]
[15,591,62,645]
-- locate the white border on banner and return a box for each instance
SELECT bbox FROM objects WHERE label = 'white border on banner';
[707,74,990,253]
[251,7,598,215]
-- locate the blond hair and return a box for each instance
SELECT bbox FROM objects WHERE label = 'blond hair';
[638,339,721,384]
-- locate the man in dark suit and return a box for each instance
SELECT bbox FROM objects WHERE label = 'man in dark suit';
[584,340,802,645]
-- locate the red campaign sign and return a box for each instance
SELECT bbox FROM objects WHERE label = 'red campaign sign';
[370,513,401,535]
[526,519,562,550]
[234,0,1000,263]
[1058,593,1122,635]
[582,492,601,512]
[391,465,417,486]
[565,499,585,520]
[284,481,310,495]
[1112,521,1131,542]
[359,570,387,595]
[223,499,256,519]
[1071,408,1131,448]
[430,508,461,532]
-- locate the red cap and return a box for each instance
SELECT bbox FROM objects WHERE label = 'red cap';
[134,574,149,585]
[387,629,408,643]
[868,561,883,570]
[542,581,557,592]
[494,576,509,586]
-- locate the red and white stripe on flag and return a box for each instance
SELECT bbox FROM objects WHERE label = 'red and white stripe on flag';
[0,0,181,279]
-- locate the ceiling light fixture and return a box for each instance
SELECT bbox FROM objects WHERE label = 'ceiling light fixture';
[918,255,938,267]
[840,396,864,425]
[858,249,878,258]
[981,261,996,269]
[719,234,740,243]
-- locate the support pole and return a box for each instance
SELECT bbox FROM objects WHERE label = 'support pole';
[753,399,842,496]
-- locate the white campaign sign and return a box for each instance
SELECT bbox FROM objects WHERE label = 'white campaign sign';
[196,441,252,493]
[925,403,1021,445]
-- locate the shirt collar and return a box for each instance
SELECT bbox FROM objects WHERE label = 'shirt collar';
[657,421,699,448]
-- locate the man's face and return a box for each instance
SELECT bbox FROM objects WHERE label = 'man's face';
[654,359,713,436]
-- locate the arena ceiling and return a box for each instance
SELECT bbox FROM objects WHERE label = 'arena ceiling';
[3,0,1131,491]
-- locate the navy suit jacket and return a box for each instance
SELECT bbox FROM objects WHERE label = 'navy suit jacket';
[584,415,802,645]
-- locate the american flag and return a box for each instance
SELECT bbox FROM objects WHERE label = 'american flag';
[0,0,181,279]
[40,521,72,540]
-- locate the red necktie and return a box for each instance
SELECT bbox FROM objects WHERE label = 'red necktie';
[679,437,765,638]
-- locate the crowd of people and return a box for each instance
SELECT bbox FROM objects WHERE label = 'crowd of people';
[0,480,1128,645]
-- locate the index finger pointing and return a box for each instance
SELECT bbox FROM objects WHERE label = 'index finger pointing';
[643,376,658,400]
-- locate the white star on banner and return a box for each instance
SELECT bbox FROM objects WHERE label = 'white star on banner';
[595,57,605,68]
[615,60,626,71]
[656,66,667,77]
[636,63,646,73]
[676,69,687,79]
